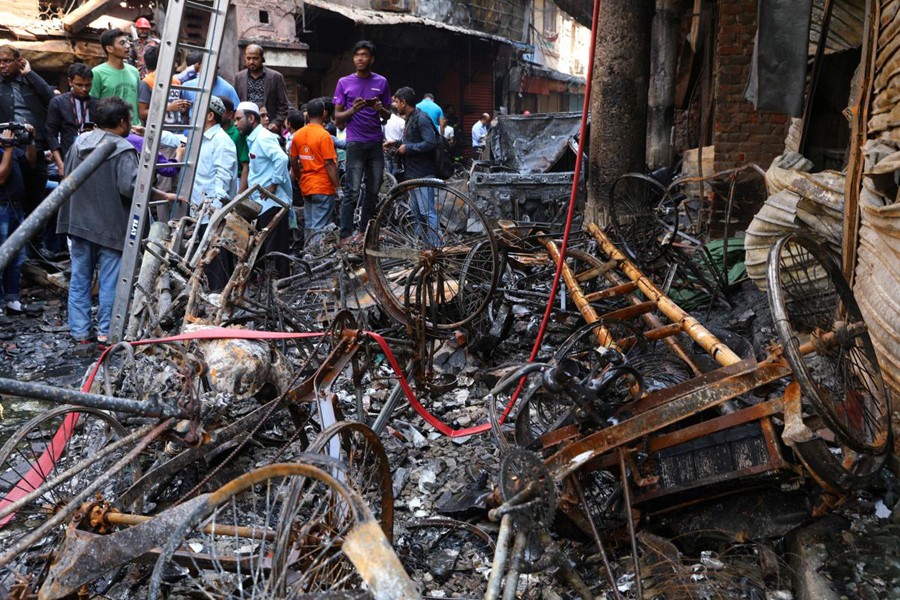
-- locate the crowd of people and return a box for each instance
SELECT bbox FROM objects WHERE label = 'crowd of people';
[0,26,490,352]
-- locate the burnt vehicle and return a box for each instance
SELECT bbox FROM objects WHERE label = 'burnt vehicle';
[468,112,586,229]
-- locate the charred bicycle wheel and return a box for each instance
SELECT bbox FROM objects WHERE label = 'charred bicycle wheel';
[364,178,500,334]
[608,173,678,264]
[767,234,891,488]
[309,421,394,541]
[148,462,369,599]
[0,406,140,595]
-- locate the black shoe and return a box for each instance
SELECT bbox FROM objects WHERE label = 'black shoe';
[6,301,42,316]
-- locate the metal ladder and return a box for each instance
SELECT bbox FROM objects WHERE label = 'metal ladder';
[109,0,230,343]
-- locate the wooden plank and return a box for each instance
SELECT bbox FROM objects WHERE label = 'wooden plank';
[62,0,119,33]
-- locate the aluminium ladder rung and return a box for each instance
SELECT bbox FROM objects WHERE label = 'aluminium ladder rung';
[161,123,201,131]
[185,1,221,13]
[178,42,212,54]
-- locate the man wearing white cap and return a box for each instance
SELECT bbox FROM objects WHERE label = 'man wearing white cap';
[191,95,237,290]
[234,100,292,276]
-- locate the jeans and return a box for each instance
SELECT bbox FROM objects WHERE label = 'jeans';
[0,203,26,303]
[340,141,384,239]
[408,186,440,248]
[303,194,336,246]
[68,236,121,340]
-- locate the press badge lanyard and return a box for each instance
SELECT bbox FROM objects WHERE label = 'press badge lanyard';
[71,95,89,129]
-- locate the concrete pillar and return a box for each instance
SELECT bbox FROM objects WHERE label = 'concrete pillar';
[585,0,653,225]
[646,0,683,170]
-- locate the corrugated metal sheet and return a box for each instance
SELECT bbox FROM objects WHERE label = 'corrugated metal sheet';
[852,130,900,398]
[302,0,517,46]
[808,0,866,54]
[745,155,844,290]
[855,198,900,396]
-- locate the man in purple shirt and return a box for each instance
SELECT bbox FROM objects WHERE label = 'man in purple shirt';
[333,40,392,242]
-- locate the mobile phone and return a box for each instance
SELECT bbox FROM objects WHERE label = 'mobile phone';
[365,98,377,106]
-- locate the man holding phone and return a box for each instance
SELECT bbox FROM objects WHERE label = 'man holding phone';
[333,40,392,244]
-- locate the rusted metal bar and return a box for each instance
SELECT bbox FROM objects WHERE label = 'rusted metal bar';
[587,222,742,366]
[842,0,878,284]
[643,321,684,340]
[102,511,278,541]
[628,356,759,414]
[646,397,784,453]
[545,360,792,480]
[598,300,658,322]
[0,378,185,418]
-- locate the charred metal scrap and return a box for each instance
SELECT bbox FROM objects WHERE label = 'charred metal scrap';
[0,152,893,599]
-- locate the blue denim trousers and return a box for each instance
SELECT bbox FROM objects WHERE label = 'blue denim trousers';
[340,141,384,239]
[68,236,122,340]
[408,185,441,248]
[303,193,336,245]
[0,203,26,303]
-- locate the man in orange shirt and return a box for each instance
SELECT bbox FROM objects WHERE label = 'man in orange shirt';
[290,98,342,247]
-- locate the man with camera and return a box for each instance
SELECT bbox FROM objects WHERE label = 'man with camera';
[0,122,37,325]
[45,63,98,177]
[0,45,53,208]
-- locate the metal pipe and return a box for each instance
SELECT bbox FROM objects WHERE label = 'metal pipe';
[485,514,514,600]
[502,530,528,600]
[538,236,614,348]
[0,139,117,274]
[0,378,185,418]
[572,476,621,599]
[619,449,643,600]
[104,511,278,541]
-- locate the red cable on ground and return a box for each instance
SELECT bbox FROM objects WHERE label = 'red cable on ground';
[497,0,602,421]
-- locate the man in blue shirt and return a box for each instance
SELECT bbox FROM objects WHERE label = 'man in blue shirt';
[235,101,292,277]
[416,93,443,130]
[179,62,240,112]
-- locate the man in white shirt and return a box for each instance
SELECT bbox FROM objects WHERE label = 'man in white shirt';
[383,106,405,176]
[471,112,490,158]
[190,96,237,212]
[191,96,237,289]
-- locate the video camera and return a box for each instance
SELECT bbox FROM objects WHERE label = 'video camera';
[0,122,34,147]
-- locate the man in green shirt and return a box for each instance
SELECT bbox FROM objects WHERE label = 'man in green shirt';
[221,97,249,192]
[91,28,141,125]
